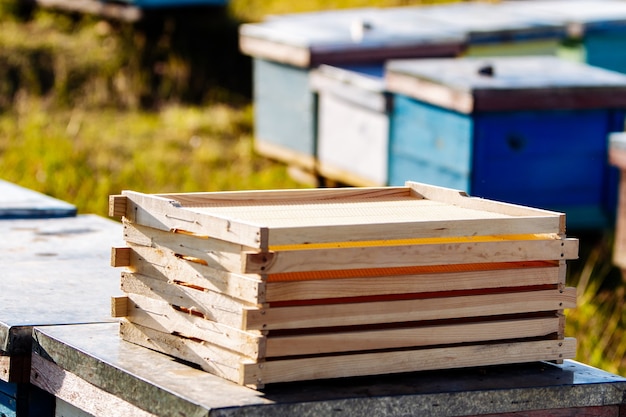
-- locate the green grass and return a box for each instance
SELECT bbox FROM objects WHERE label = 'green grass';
[0,0,625,377]
[0,97,303,217]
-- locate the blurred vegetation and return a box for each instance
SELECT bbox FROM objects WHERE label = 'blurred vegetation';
[0,0,624,376]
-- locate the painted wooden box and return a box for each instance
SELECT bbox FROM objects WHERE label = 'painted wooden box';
[0,179,76,219]
[109,182,578,388]
[608,132,626,271]
[508,0,626,74]
[310,64,390,186]
[385,56,626,230]
[239,9,465,176]
[402,2,565,58]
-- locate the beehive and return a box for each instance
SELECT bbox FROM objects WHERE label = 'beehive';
[239,9,464,177]
[385,55,626,230]
[109,182,578,388]
[508,0,626,74]
[310,64,390,186]
[400,2,565,58]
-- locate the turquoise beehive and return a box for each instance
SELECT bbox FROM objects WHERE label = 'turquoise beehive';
[385,55,626,230]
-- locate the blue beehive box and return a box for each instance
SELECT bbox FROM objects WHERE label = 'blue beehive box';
[402,2,566,58]
[239,8,465,176]
[507,0,626,74]
[385,56,626,230]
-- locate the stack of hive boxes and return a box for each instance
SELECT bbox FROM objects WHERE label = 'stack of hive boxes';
[109,181,578,388]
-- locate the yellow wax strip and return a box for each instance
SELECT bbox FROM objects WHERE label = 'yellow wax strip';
[269,233,557,251]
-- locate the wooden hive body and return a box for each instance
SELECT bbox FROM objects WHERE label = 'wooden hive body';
[110,182,578,388]
[507,0,626,74]
[311,64,391,186]
[386,56,626,230]
[239,9,464,175]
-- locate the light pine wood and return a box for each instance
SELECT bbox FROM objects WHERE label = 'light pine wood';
[406,181,566,230]
[244,287,577,331]
[265,262,562,302]
[242,338,577,385]
[243,238,579,274]
[125,293,265,359]
[119,322,243,385]
[110,247,131,267]
[0,355,10,382]
[30,352,156,417]
[265,316,561,357]
[108,195,127,218]
[127,243,264,304]
[114,181,568,249]
[111,296,128,318]
[121,191,268,249]
[120,272,255,329]
[1,354,30,383]
[122,221,249,273]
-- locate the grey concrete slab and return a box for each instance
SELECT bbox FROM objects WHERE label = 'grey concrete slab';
[0,214,123,355]
[32,323,626,417]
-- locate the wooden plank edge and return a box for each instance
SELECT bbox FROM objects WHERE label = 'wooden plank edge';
[242,338,577,386]
[30,352,157,417]
[244,287,577,331]
[265,262,562,302]
[264,316,561,357]
[1,354,30,383]
[122,191,268,249]
[406,181,567,228]
[108,195,127,218]
[243,238,579,274]
[111,296,128,318]
[111,247,131,267]
[124,293,265,359]
[119,322,244,386]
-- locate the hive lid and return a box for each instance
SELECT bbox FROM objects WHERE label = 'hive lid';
[505,0,626,37]
[386,55,626,113]
[239,8,465,67]
[112,182,567,250]
[0,179,76,219]
[401,2,565,44]
[311,64,385,92]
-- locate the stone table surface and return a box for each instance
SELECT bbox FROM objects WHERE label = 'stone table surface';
[0,214,123,355]
[32,322,626,417]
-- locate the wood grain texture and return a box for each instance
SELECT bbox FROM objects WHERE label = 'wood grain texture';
[127,242,264,304]
[120,272,254,329]
[265,262,561,301]
[119,322,243,384]
[124,294,264,359]
[242,338,577,385]
[30,352,156,417]
[244,287,576,331]
[243,237,578,274]
[265,316,561,357]
[118,181,566,249]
